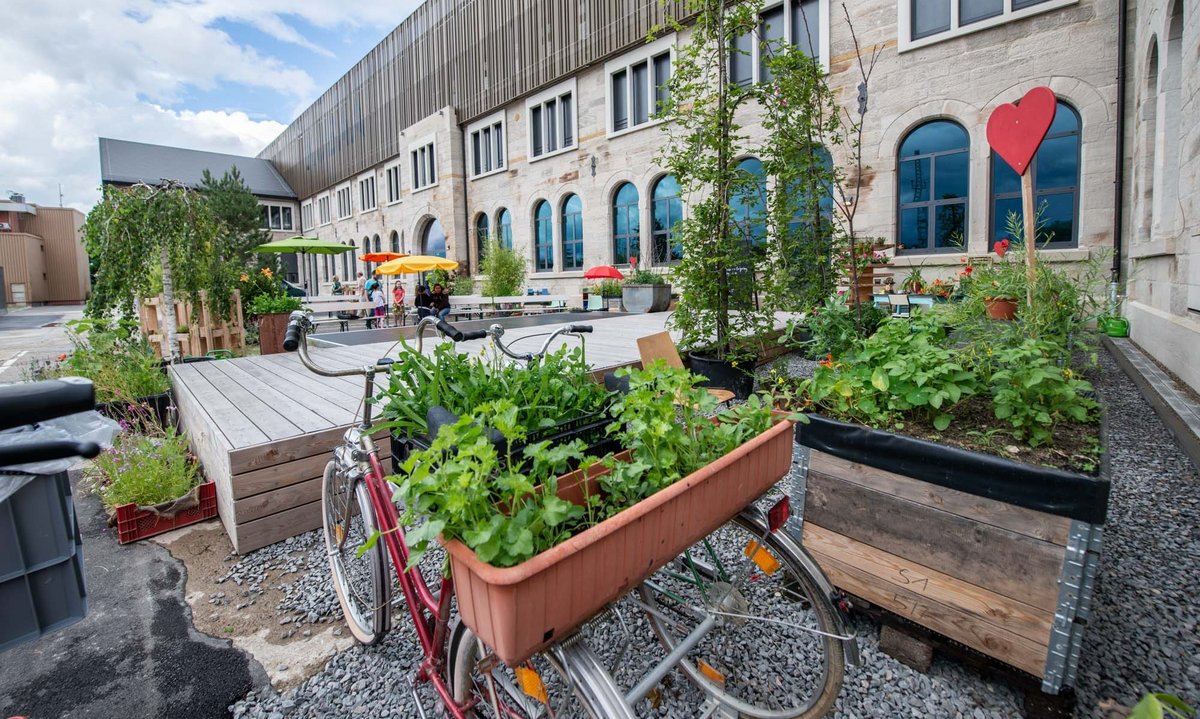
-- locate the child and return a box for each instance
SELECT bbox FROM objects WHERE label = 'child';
[391,282,406,327]
[370,284,386,329]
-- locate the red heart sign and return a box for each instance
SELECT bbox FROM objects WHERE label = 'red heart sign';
[986,86,1057,176]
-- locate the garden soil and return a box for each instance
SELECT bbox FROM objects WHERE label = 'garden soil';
[154,523,352,691]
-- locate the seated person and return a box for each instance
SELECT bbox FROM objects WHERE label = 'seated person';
[414,284,433,319]
[430,283,451,320]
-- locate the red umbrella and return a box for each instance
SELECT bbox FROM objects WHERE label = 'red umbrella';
[359,252,408,263]
[583,265,624,280]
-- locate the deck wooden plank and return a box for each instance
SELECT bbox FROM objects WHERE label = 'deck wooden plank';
[234,475,322,524]
[231,498,323,554]
[222,358,355,426]
[172,364,269,448]
[190,361,302,442]
[260,350,368,394]
[239,355,365,412]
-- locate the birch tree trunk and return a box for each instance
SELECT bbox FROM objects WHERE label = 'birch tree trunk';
[160,244,179,362]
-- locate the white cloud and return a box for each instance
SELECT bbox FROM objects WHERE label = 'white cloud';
[0,0,420,212]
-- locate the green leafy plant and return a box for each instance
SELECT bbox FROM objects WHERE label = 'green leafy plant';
[595,279,624,298]
[479,236,526,297]
[377,341,611,439]
[988,340,1098,447]
[452,274,475,295]
[1127,694,1195,719]
[795,314,980,432]
[40,317,169,404]
[87,428,200,509]
[901,268,926,294]
[624,269,666,286]
[802,292,885,359]
[245,267,302,316]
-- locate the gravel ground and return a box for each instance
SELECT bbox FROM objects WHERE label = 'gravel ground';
[227,350,1199,718]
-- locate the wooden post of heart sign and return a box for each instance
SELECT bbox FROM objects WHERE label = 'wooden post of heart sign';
[986,86,1057,308]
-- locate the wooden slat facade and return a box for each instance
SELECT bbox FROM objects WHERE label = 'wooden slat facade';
[258,0,688,199]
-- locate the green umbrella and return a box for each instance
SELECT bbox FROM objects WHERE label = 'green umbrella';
[254,236,355,255]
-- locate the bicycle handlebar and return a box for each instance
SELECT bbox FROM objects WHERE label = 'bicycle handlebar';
[564,324,593,334]
[434,319,488,343]
[0,378,96,432]
[0,440,101,467]
[283,311,305,352]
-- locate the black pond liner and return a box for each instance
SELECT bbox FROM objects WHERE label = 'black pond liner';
[795,413,1111,525]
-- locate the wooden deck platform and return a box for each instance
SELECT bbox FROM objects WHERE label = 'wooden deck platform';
[172,312,707,553]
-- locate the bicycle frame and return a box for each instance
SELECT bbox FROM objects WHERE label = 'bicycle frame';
[292,316,469,717]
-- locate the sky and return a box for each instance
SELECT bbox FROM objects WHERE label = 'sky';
[0,1,423,213]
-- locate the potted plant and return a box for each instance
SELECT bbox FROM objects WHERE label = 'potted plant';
[246,267,303,354]
[619,257,671,313]
[393,365,790,665]
[85,426,217,544]
[595,279,624,311]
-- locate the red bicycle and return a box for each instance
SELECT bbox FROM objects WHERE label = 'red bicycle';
[282,312,853,718]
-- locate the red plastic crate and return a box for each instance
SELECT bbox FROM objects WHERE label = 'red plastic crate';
[114,481,218,544]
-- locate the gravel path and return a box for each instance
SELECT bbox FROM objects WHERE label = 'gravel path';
[228,350,1199,718]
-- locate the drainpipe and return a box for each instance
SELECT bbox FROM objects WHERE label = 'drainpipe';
[1112,0,1129,282]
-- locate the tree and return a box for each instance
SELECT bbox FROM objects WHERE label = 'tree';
[200,168,274,322]
[479,237,526,297]
[83,181,222,361]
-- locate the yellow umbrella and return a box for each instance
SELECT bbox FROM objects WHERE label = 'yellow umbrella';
[375,255,459,275]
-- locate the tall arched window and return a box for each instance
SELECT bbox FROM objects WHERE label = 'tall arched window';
[497,208,513,249]
[361,237,370,276]
[561,194,584,271]
[786,149,834,237]
[1139,40,1159,236]
[898,120,969,252]
[475,213,490,266]
[651,175,683,265]
[372,234,381,254]
[342,242,351,279]
[534,201,554,272]
[390,230,400,254]
[423,219,447,257]
[612,182,640,264]
[731,157,767,247]
[1158,0,1183,229]
[990,102,1079,247]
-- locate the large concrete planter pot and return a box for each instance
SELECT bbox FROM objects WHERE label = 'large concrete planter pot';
[445,417,794,666]
[620,284,671,313]
[795,414,1109,697]
[257,313,291,355]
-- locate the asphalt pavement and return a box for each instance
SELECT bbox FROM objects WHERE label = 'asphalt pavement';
[0,305,83,381]
[0,470,266,718]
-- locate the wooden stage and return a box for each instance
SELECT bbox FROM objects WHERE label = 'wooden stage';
[171,312,699,553]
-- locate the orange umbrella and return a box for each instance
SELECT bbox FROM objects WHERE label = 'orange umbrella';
[359,252,408,263]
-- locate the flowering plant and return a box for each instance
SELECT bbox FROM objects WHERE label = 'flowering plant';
[245,267,302,316]
[86,428,200,510]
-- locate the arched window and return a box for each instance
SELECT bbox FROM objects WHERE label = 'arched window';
[534,201,554,272]
[475,213,490,266]
[651,175,683,265]
[390,230,400,254]
[372,234,381,254]
[612,182,640,264]
[990,103,1079,248]
[898,120,969,252]
[1139,40,1159,236]
[1158,0,1183,229]
[342,242,351,280]
[423,219,447,257]
[786,149,834,237]
[361,237,370,276]
[731,157,767,247]
[561,194,584,271]
[496,208,513,249]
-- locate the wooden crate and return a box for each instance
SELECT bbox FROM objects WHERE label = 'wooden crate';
[140,290,245,358]
[801,448,1102,691]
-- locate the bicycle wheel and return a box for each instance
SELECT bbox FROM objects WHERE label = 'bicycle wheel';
[321,460,392,644]
[637,509,845,718]
[446,620,635,718]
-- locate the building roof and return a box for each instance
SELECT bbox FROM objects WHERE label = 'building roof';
[99,138,297,200]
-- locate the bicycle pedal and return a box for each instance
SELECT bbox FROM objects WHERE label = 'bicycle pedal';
[408,676,434,719]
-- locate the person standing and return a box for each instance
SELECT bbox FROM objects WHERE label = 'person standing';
[391,281,406,327]
[369,283,387,329]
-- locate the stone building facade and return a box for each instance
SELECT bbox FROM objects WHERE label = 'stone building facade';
[280,0,1121,301]
[1122,0,1199,392]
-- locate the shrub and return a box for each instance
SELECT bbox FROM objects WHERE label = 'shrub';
[480,237,526,297]
[41,317,169,404]
[88,428,200,509]
[595,280,624,298]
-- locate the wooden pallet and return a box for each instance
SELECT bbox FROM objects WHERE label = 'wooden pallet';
[140,290,245,359]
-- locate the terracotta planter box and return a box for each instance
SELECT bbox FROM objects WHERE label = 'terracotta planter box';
[795,415,1109,694]
[257,313,292,354]
[445,417,794,666]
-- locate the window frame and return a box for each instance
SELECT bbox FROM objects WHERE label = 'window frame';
[410,137,438,192]
[358,172,377,213]
[561,194,584,271]
[467,111,507,180]
[475,212,490,267]
[651,175,685,266]
[384,161,403,205]
[988,101,1081,249]
[496,208,513,250]
[611,182,641,266]
[316,194,332,226]
[335,183,353,220]
[730,0,831,85]
[258,202,296,232]
[526,78,578,162]
[300,201,313,231]
[895,120,971,254]
[898,0,1076,52]
[605,34,677,138]
[533,200,555,272]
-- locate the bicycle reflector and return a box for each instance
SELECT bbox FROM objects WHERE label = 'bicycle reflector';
[515,665,549,705]
[768,496,790,534]
[744,540,781,576]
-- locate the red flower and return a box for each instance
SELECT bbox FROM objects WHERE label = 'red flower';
[57,353,67,361]
[962,265,974,276]
[995,239,1010,258]
[818,353,833,368]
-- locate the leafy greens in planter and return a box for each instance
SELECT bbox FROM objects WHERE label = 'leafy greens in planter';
[377,341,611,438]
[391,365,781,569]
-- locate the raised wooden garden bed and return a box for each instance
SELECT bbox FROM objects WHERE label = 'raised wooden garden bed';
[795,415,1109,695]
[446,417,795,666]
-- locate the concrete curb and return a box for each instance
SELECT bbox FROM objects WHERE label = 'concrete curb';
[1104,336,1200,473]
